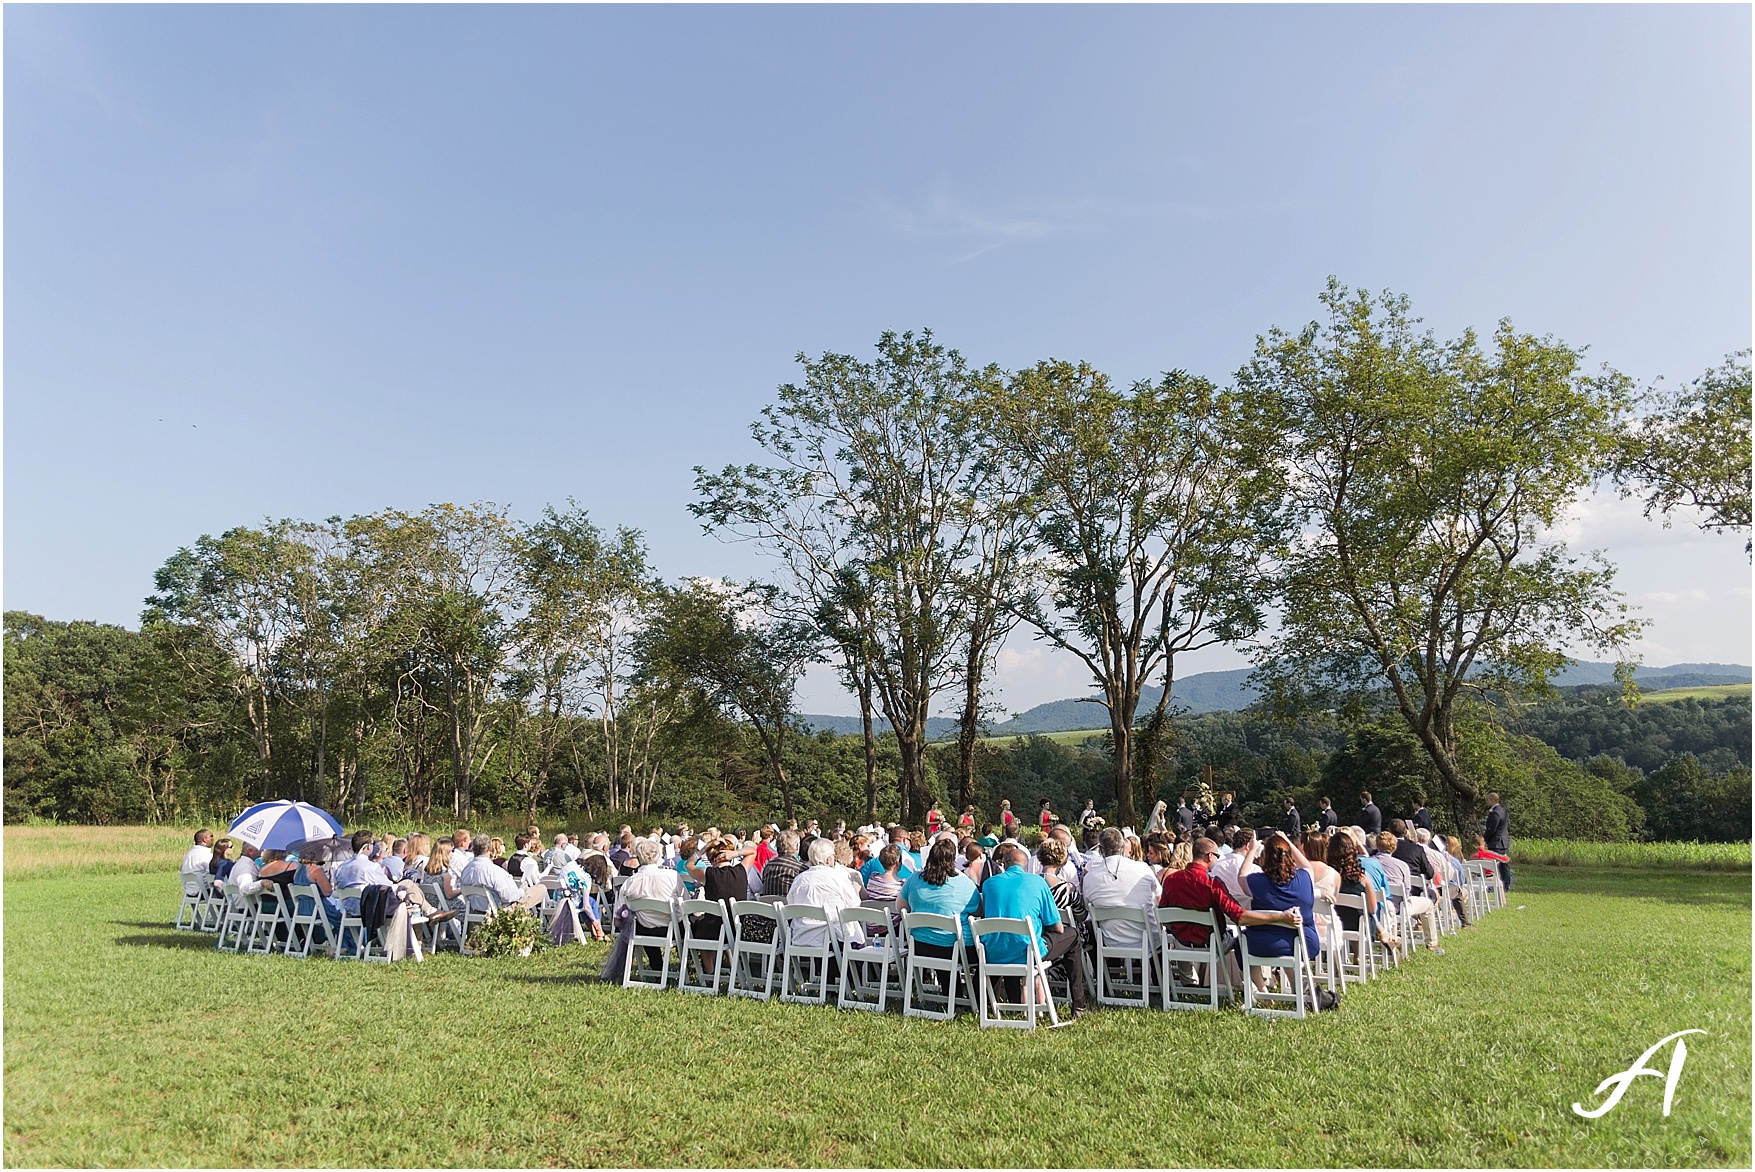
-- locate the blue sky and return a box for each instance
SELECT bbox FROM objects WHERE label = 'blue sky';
[6,4,1749,716]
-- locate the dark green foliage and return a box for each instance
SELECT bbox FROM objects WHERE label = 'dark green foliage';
[1632,754,1753,844]
[1454,719,1644,842]
[1512,691,1750,774]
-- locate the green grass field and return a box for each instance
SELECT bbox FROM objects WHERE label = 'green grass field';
[1639,683,1752,704]
[979,726,1109,747]
[3,830,1749,1167]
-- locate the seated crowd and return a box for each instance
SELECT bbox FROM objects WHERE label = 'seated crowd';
[180,796,1509,995]
[180,824,619,949]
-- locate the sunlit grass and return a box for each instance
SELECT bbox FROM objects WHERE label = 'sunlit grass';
[1638,683,1751,703]
[1514,837,1751,871]
[2,829,1749,1167]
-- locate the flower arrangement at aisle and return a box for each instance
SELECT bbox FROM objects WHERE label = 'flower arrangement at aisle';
[468,906,549,957]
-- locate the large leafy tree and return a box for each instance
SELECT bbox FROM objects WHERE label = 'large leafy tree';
[635,579,819,820]
[1240,280,1643,832]
[985,363,1283,827]
[508,504,657,821]
[144,522,314,800]
[694,329,1000,820]
[1614,350,1751,554]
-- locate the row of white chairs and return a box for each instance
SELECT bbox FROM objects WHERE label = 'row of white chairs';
[615,858,1509,1024]
[621,897,1079,1028]
[176,874,584,961]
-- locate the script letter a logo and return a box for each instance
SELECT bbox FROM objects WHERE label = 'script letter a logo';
[1573,1030,1706,1119]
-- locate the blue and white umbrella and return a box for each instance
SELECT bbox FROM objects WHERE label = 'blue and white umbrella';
[227,800,345,851]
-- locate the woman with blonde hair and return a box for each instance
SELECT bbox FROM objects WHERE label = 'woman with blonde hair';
[404,833,432,875]
[424,840,462,903]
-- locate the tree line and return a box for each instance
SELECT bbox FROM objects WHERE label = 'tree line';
[4,281,1747,835]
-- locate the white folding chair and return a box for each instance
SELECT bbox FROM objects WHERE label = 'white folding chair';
[1153,907,1231,1011]
[1239,925,1318,1020]
[622,898,680,989]
[417,882,464,952]
[1331,892,1375,983]
[457,884,501,955]
[1463,862,1488,920]
[1311,895,1345,993]
[1391,880,1440,954]
[198,878,229,933]
[902,912,973,1021]
[175,877,205,930]
[837,906,903,1013]
[333,887,376,960]
[284,883,332,959]
[728,900,785,1001]
[215,882,256,952]
[1089,905,1154,1009]
[246,886,293,955]
[678,899,733,995]
[779,905,839,1005]
[970,916,1060,1029]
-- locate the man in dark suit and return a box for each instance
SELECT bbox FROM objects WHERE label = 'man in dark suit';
[1358,791,1382,836]
[1281,799,1302,839]
[1213,792,1239,831]
[1483,791,1512,891]
[1411,798,1433,834]
[1173,797,1199,837]
[1316,797,1338,832]
[1390,819,1436,892]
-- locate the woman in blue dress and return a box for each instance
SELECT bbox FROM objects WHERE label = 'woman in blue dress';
[1243,831,1317,987]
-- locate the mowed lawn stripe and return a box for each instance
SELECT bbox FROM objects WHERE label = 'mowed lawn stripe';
[3,865,1748,1167]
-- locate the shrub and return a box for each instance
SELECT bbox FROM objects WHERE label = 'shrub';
[466,906,548,958]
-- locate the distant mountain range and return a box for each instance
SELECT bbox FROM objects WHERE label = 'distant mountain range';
[797,661,1751,740]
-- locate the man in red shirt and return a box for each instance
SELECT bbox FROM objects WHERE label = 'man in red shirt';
[1159,837,1300,949]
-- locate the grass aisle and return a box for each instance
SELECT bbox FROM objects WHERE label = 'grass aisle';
[4,864,1748,1167]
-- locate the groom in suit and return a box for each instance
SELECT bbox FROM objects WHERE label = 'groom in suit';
[1484,792,1512,891]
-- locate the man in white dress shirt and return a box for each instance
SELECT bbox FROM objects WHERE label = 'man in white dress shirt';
[180,830,214,893]
[1026,824,1083,886]
[1080,827,1159,951]
[446,830,473,876]
[230,844,264,895]
[543,834,574,872]
[458,838,546,913]
[785,837,865,952]
[1208,827,1259,908]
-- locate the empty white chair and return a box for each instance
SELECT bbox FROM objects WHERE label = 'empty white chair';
[678,899,733,995]
[1089,905,1154,1009]
[902,912,972,1021]
[727,900,784,1000]
[836,906,902,1013]
[779,905,838,1005]
[621,897,680,989]
[1153,906,1231,1011]
[969,916,1060,1029]
[1239,925,1318,1020]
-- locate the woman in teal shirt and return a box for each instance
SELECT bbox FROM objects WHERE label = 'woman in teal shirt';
[899,839,979,951]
